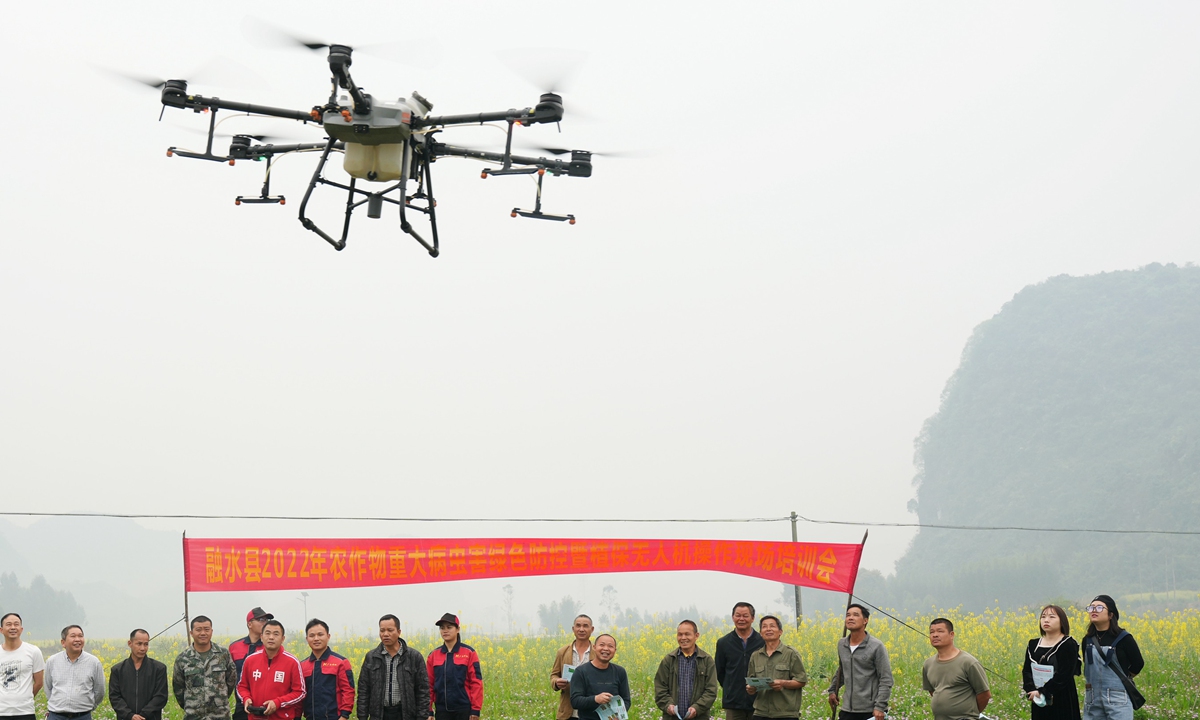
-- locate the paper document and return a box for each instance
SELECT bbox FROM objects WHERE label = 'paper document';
[1030,662,1054,688]
[745,677,773,691]
[597,696,628,720]
[562,664,576,682]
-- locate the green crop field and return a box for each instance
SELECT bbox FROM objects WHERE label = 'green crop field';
[31,609,1200,720]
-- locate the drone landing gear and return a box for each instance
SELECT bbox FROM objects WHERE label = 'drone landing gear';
[489,167,576,225]
[236,169,285,205]
[297,137,440,255]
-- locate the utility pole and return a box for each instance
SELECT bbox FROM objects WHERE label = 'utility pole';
[790,512,802,627]
[182,531,190,638]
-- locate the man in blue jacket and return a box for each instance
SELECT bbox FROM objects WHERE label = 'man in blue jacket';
[300,620,355,720]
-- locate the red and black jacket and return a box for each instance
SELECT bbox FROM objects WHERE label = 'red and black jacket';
[230,636,264,715]
[426,642,483,715]
[237,649,307,720]
[300,649,355,720]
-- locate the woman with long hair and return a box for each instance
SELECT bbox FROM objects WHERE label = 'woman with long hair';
[1021,605,1080,720]
[1081,595,1143,720]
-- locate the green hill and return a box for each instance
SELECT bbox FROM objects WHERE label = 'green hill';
[893,263,1200,609]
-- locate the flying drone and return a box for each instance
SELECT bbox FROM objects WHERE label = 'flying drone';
[157,43,597,256]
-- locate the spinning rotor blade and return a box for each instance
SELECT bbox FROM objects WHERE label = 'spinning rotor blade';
[242,16,438,67]
[527,145,642,159]
[101,57,264,94]
[242,16,336,52]
[170,123,313,144]
[497,47,594,121]
[499,47,589,94]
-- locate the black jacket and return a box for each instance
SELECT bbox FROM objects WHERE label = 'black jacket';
[357,640,430,720]
[713,630,764,711]
[109,656,169,720]
[1083,628,1144,677]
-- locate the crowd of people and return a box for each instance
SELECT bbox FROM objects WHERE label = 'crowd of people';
[0,593,1143,720]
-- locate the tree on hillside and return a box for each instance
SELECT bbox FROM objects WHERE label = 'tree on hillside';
[895,263,1200,609]
[0,574,87,640]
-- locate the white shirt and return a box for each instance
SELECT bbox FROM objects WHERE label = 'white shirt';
[0,642,46,715]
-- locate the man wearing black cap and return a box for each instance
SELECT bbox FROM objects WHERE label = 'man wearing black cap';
[1082,595,1143,720]
[231,608,272,720]
[425,614,482,720]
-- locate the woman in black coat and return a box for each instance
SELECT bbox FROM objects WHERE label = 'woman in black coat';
[1022,604,1081,720]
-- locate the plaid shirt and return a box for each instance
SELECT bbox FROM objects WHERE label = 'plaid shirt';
[676,654,697,712]
[385,652,404,708]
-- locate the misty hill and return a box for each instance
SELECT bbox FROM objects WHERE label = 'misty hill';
[893,263,1200,609]
[0,517,183,639]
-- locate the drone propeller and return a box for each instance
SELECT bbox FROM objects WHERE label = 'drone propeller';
[527,145,640,159]
[499,47,588,94]
[241,16,438,67]
[170,124,311,145]
[100,57,264,94]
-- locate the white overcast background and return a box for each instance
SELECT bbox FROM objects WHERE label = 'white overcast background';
[2,2,1198,634]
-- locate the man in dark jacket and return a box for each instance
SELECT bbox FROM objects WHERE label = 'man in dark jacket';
[108,629,168,720]
[654,621,718,720]
[357,615,430,720]
[713,602,764,720]
[301,619,355,720]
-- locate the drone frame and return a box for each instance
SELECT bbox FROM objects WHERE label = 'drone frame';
[157,46,593,256]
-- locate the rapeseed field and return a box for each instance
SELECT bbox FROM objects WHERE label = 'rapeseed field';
[38,609,1200,720]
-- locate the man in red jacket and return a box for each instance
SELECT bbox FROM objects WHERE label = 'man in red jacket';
[237,621,306,720]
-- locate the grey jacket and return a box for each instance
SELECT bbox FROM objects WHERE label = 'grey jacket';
[824,633,893,714]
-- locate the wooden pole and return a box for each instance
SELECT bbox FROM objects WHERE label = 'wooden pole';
[842,530,869,638]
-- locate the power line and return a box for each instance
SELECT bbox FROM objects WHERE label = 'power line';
[795,513,1200,536]
[850,594,1020,689]
[0,510,1195,535]
[0,511,788,523]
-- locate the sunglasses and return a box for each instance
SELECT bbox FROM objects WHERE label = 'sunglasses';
[1086,605,1108,613]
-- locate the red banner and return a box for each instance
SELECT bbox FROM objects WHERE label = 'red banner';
[184,537,863,594]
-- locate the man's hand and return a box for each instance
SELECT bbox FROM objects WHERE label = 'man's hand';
[769,679,787,691]
[133,715,146,720]
[1028,690,1041,702]
[745,685,756,695]
[263,701,278,716]
[667,705,677,717]
[827,693,838,710]
[872,710,884,720]
[469,715,479,720]
[554,678,571,690]
[595,693,613,705]
[685,706,697,719]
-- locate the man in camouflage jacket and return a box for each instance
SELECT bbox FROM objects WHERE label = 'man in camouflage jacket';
[173,616,238,720]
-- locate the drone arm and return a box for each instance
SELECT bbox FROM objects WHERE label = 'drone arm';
[432,143,591,177]
[161,83,317,123]
[233,141,342,160]
[414,94,563,129]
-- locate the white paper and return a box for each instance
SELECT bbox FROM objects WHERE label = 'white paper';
[1031,662,1054,688]
[563,664,576,681]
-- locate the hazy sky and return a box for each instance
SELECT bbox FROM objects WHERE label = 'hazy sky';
[3,2,1198,632]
